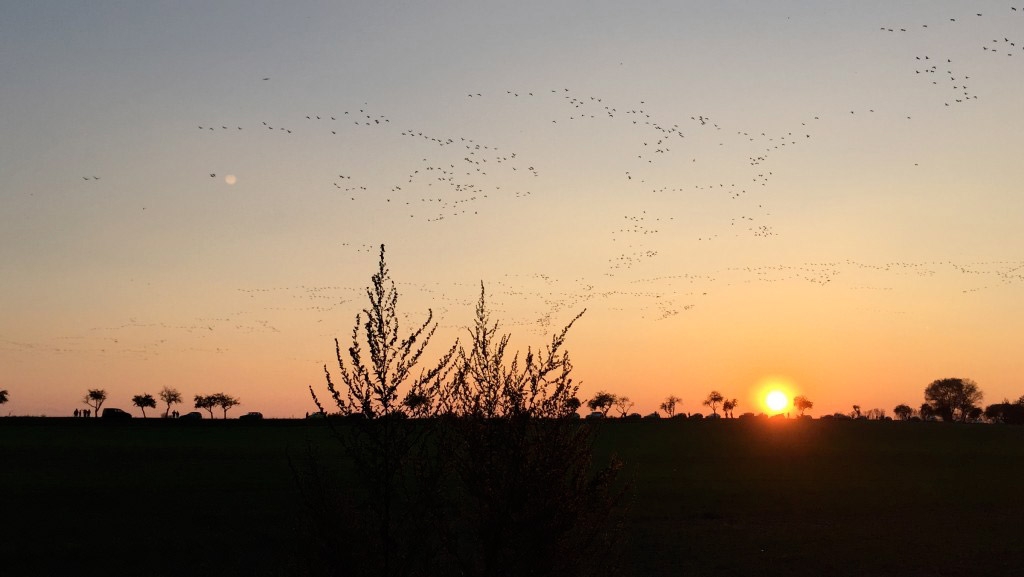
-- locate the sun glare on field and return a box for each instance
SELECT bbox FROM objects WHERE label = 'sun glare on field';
[765,390,788,413]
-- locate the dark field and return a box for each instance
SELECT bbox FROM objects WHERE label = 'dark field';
[3,418,1023,576]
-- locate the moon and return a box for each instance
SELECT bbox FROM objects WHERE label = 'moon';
[224,174,237,185]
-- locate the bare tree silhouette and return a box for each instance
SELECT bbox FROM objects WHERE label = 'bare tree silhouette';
[159,387,182,418]
[298,253,621,577]
[722,398,738,418]
[306,244,458,577]
[319,245,457,419]
[703,390,724,416]
[865,408,887,420]
[433,284,619,577]
[613,395,635,418]
[84,389,107,417]
[793,396,813,417]
[659,395,681,417]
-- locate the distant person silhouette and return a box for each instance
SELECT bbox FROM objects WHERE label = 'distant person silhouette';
[74,409,80,418]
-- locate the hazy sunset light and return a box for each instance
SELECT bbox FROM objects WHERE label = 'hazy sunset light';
[765,391,789,413]
[2,1,1024,419]
[8,5,1024,577]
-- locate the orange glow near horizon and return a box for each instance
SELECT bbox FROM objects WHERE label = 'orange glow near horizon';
[756,377,795,415]
[5,2,1024,420]
[765,391,789,413]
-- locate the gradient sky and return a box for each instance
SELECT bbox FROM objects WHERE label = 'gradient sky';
[3,1,1023,418]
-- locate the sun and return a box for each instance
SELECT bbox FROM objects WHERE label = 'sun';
[765,390,789,413]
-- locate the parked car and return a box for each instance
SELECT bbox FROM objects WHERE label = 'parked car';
[239,412,263,420]
[585,411,605,420]
[179,411,202,420]
[101,408,132,420]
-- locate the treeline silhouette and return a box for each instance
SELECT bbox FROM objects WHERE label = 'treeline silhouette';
[68,387,243,419]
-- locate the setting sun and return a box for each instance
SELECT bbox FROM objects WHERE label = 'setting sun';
[765,390,789,413]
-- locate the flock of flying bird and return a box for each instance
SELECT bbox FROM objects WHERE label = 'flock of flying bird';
[43,5,1024,362]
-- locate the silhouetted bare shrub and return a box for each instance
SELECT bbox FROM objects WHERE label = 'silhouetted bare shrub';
[430,284,622,577]
[297,250,622,577]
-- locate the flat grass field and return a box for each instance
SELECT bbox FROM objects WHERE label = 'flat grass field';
[3,417,1024,576]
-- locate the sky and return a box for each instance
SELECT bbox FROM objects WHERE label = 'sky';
[2,1,1024,418]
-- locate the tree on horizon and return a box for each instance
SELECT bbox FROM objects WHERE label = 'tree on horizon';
[722,398,738,418]
[983,399,1024,424]
[793,395,813,417]
[194,394,217,418]
[919,403,935,421]
[613,395,635,418]
[159,387,182,418]
[659,395,681,417]
[924,378,983,422]
[132,393,157,418]
[893,404,914,421]
[586,391,616,416]
[703,390,724,416]
[84,389,107,417]
[213,393,240,418]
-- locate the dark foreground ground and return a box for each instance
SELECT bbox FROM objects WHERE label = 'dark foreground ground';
[2,417,1023,576]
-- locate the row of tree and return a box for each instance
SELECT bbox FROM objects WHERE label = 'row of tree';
[80,387,241,418]
[587,390,815,418]
[585,379,1015,424]
[890,378,1024,424]
[842,378,1024,424]
[624,379,1015,424]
